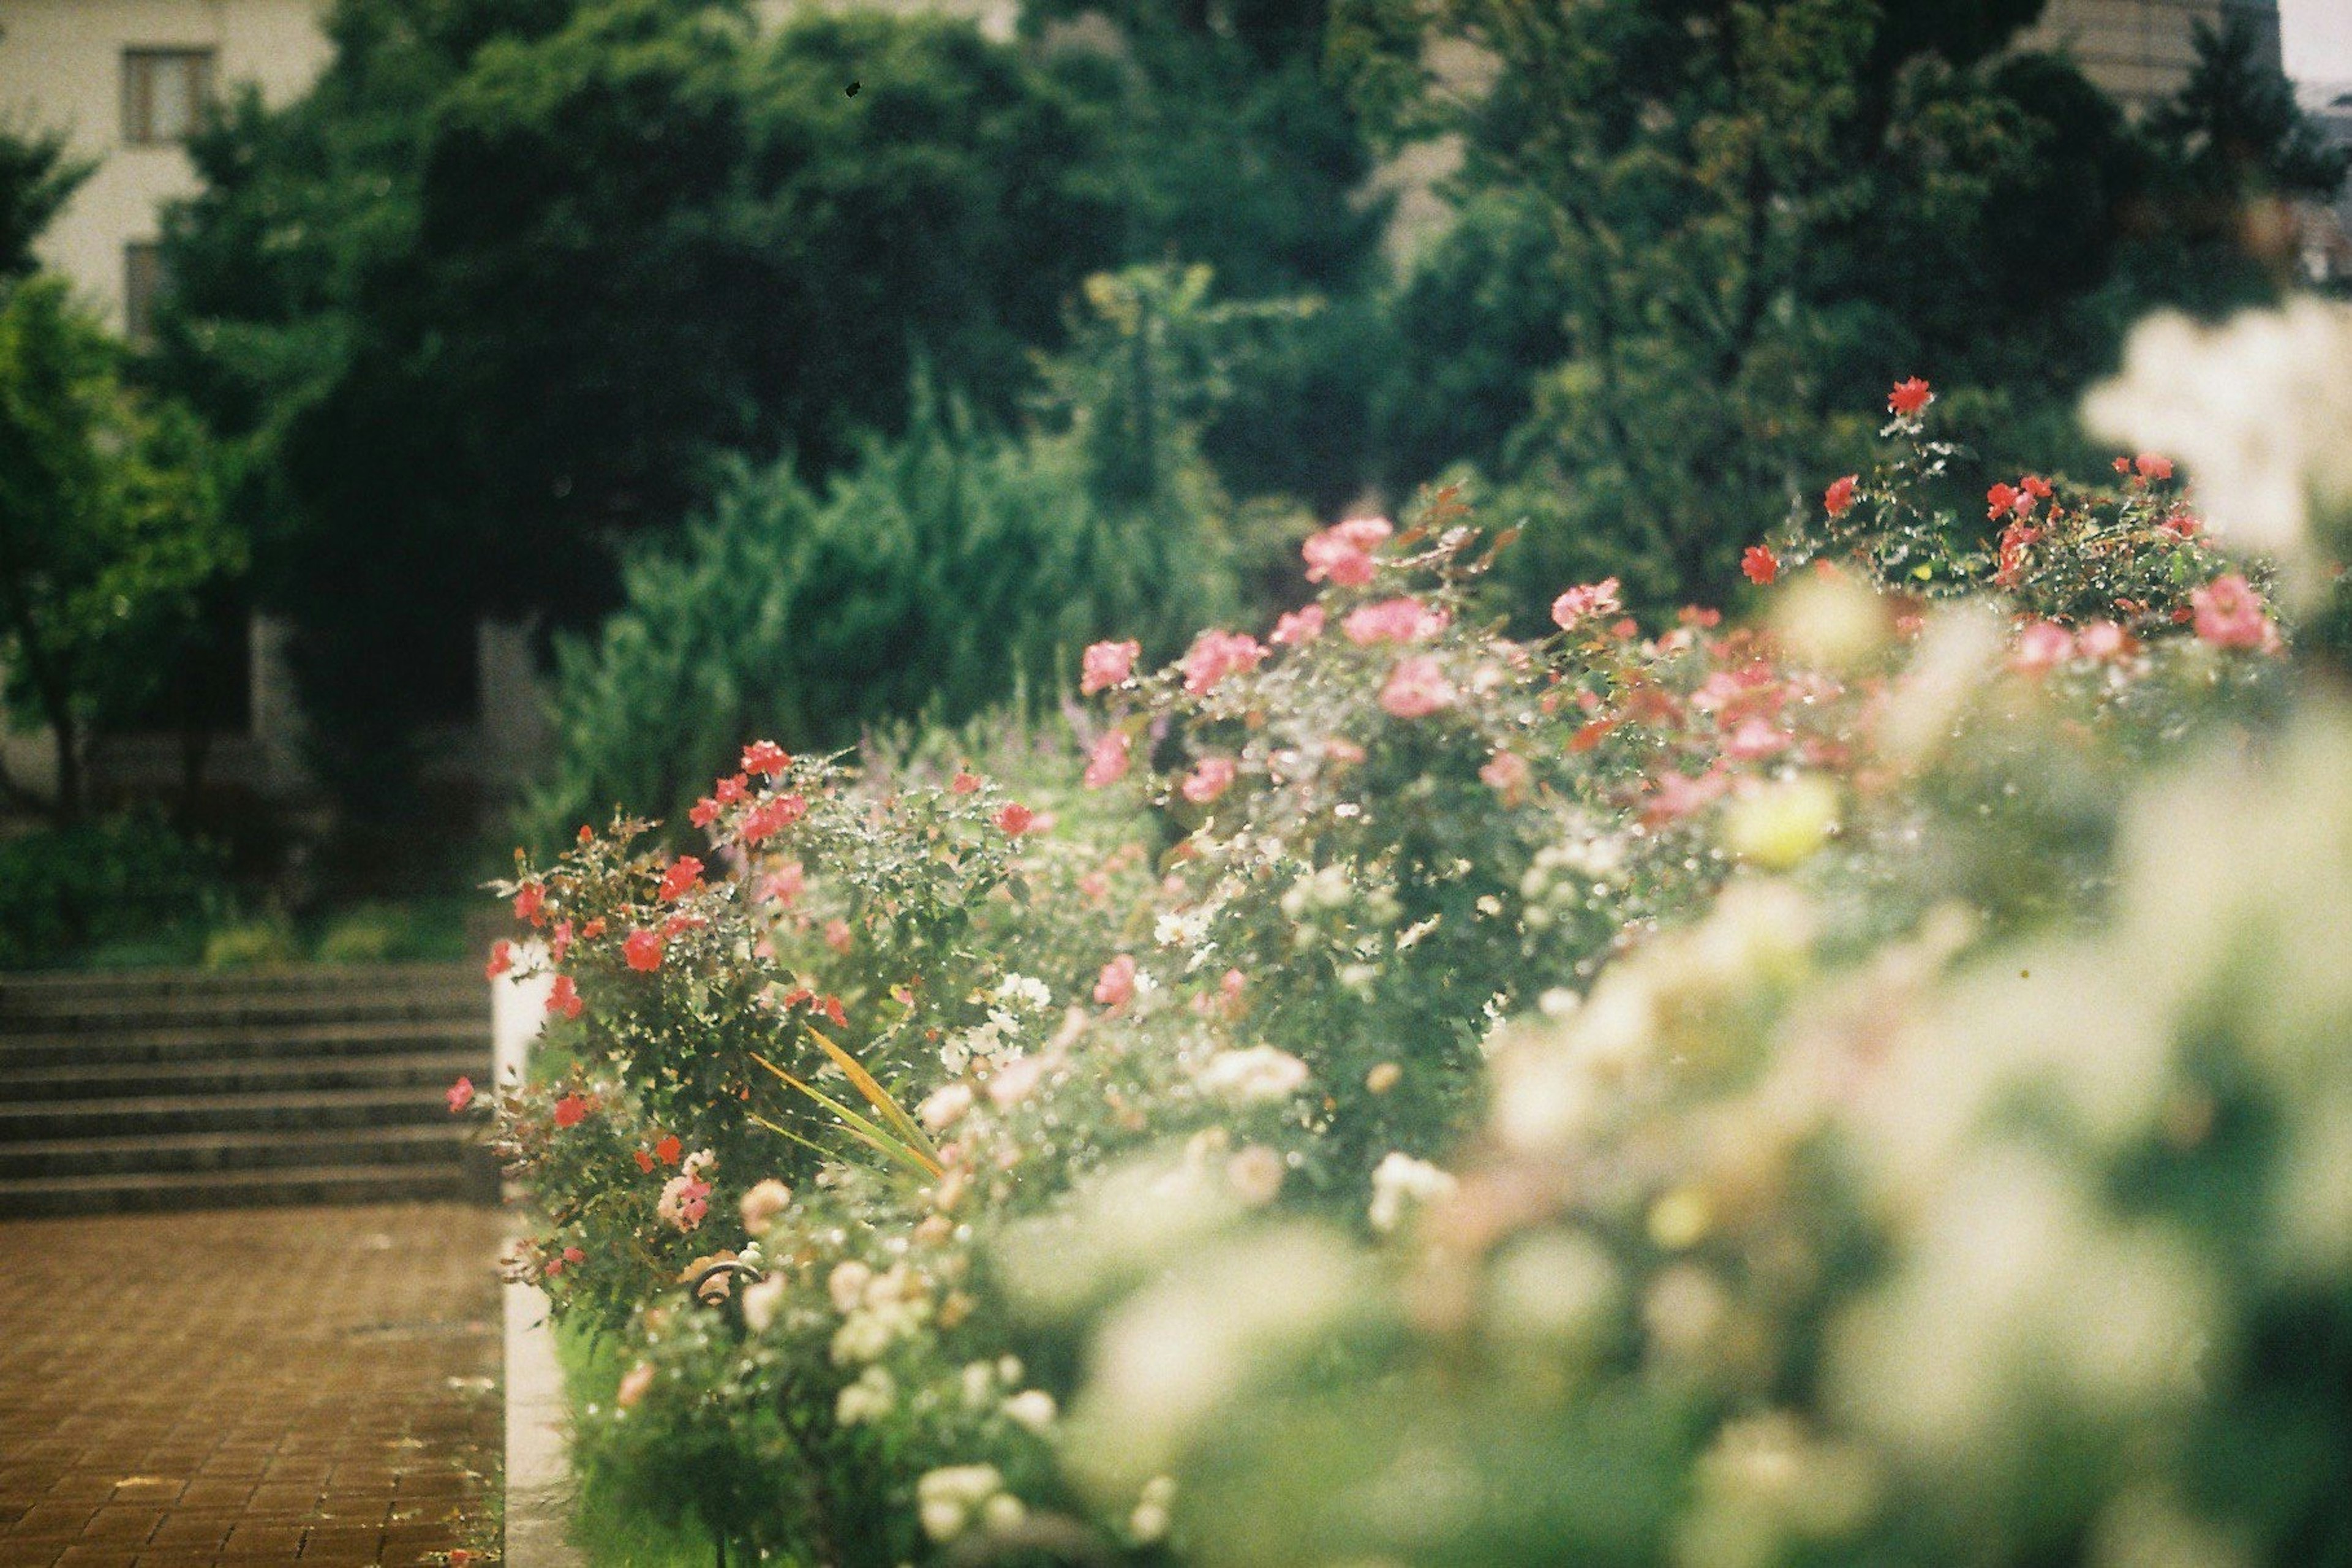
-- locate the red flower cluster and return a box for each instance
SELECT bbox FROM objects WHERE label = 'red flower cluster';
[546,974,583,1020]
[657,856,703,903]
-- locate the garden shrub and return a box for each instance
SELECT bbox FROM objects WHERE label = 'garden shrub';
[0,811,228,970]
[520,260,1325,858]
[477,357,2346,1564]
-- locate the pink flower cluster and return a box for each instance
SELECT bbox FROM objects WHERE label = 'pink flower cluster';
[1183,629,1267,696]
[1272,606,1325,646]
[1094,954,1137,1009]
[1343,597,1449,647]
[1084,730,1133,789]
[2190,573,2275,650]
[1551,578,1621,630]
[1302,516,1392,586]
[1379,656,1455,720]
[1180,756,1238,804]
[1080,639,1140,696]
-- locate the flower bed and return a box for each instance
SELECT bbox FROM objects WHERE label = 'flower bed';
[470,374,2349,1566]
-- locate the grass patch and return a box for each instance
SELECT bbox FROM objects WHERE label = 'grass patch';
[551,1317,721,1568]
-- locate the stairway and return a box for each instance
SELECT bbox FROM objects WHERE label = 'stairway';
[0,964,496,1217]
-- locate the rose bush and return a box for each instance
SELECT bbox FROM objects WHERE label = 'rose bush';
[475,375,2343,1564]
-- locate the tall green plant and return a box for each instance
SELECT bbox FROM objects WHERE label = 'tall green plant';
[0,278,241,823]
[522,360,1236,848]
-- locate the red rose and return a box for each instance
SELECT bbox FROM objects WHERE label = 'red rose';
[553,1093,589,1129]
[624,929,665,972]
[1823,474,1858,517]
[546,974,584,1020]
[994,802,1036,836]
[657,856,703,903]
[1741,545,1779,586]
[1887,377,1932,418]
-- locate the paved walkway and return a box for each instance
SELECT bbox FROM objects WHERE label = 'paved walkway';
[0,1204,505,1567]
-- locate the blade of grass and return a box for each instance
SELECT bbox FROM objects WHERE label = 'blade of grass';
[748,1051,943,1178]
[805,1026,943,1166]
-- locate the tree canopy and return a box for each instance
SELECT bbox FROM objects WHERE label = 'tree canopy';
[0,277,240,824]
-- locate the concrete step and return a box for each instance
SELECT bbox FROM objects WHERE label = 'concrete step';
[0,962,478,1000]
[0,1121,483,1180]
[0,1048,485,1102]
[0,1161,491,1218]
[0,963,496,1213]
[0,1085,466,1142]
[0,1017,484,1071]
[0,982,484,1036]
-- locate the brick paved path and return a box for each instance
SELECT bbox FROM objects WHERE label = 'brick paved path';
[0,1204,504,1567]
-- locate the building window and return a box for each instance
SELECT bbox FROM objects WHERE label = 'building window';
[121,49,216,146]
[124,243,165,349]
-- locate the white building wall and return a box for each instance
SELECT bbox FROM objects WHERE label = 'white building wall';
[2022,0,2285,116]
[0,0,331,332]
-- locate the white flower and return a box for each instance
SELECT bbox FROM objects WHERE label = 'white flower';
[1002,1389,1057,1433]
[835,1365,895,1425]
[993,974,1053,1010]
[1129,1477,1177,1544]
[1196,1046,1310,1104]
[739,1271,786,1335]
[916,1464,1005,1543]
[738,1178,792,1237]
[1155,910,1210,949]
[1368,1152,1457,1234]
[919,1081,975,1131]
[2083,298,2352,582]
[827,1261,872,1314]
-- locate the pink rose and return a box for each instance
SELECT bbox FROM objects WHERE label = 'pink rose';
[1180,755,1237,804]
[1479,750,1530,802]
[1342,597,1450,646]
[2011,620,2076,675]
[1182,630,1267,696]
[1302,516,1392,586]
[1379,656,1456,719]
[1272,605,1325,646]
[1080,639,1140,696]
[1094,953,1138,1009]
[2190,574,2272,650]
[1084,729,1133,789]
[1550,578,1623,630]
[2077,620,2132,660]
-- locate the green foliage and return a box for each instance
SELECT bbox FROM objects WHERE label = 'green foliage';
[0,812,230,971]
[156,0,1129,812]
[201,911,300,970]
[1023,0,1394,513]
[0,123,89,280]
[1343,0,2348,616]
[523,341,1238,850]
[0,277,242,823]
